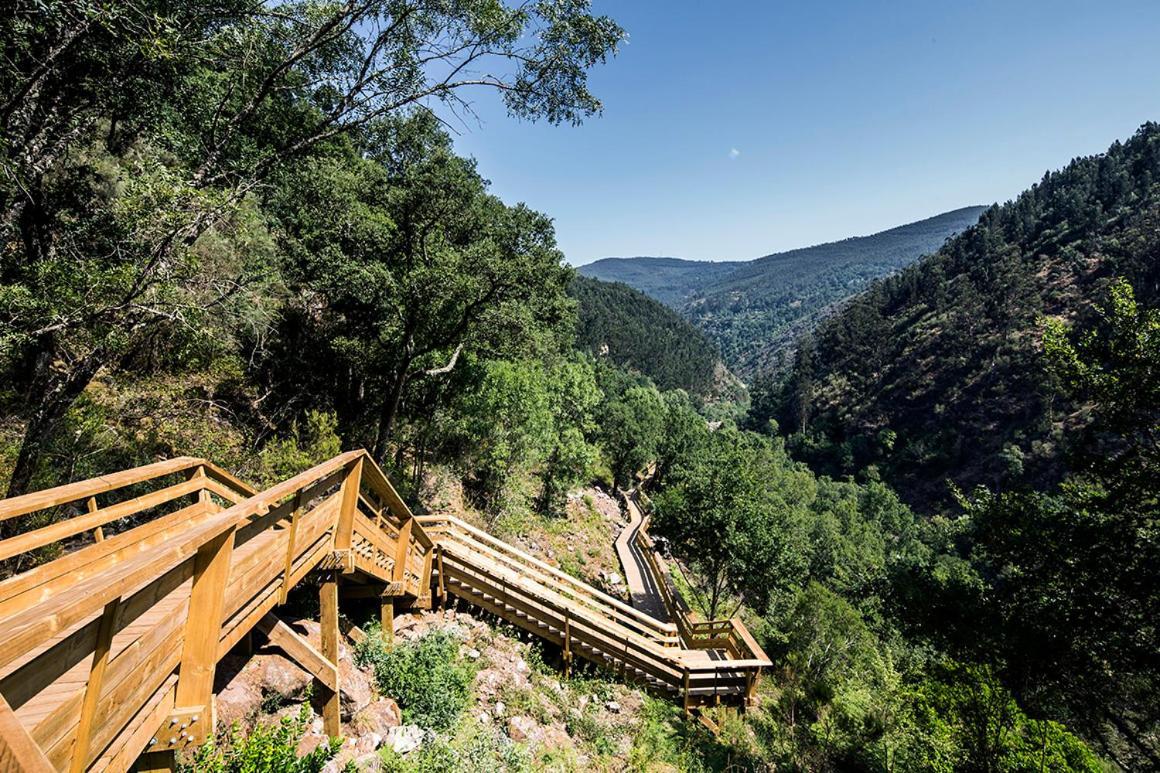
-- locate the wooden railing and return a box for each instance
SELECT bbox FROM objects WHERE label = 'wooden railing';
[0,453,767,771]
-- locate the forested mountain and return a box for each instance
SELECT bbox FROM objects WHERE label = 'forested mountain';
[568,276,721,394]
[769,123,1160,510]
[578,256,744,306]
[687,206,987,373]
[580,207,985,375]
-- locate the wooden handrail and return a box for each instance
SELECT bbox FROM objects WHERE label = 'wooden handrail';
[0,450,765,770]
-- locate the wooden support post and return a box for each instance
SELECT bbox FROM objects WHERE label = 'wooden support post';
[196,464,211,508]
[682,669,691,717]
[0,691,53,772]
[319,570,341,737]
[279,491,305,605]
[70,598,120,773]
[563,614,572,678]
[381,593,395,644]
[175,526,236,727]
[334,458,363,551]
[392,516,413,585]
[436,546,446,607]
[87,496,104,543]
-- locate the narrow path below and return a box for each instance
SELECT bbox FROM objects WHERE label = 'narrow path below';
[614,488,670,622]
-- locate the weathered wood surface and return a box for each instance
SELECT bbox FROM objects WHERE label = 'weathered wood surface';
[0,450,767,771]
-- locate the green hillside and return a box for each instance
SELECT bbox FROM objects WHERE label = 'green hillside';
[578,207,985,375]
[771,123,1160,510]
[568,275,721,394]
[687,206,987,373]
[577,256,743,306]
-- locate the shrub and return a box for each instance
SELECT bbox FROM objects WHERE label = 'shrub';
[355,630,475,731]
[182,704,340,773]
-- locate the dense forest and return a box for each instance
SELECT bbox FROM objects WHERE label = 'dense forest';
[743,122,1160,768]
[0,3,1155,772]
[569,276,722,394]
[764,124,1160,508]
[580,207,985,375]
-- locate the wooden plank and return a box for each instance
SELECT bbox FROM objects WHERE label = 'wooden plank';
[0,457,202,523]
[0,501,205,617]
[255,613,337,691]
[0,476,206,563]
[0,691,53,772]
[318,571,341,737]
[68,598,120,773]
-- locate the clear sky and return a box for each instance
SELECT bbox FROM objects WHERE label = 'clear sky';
[447,0,1160,265]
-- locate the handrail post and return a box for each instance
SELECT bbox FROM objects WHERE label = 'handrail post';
[86,496,104,543]
[334,457,363,551]
[70,598,120,772]
[278,491,305,605]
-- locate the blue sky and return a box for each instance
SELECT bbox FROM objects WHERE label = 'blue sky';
[447,1,1160,265]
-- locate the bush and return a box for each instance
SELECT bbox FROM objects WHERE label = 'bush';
[355,629,475,731]
[182,704,340,773]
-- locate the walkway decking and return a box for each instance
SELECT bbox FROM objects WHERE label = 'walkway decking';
[0,453,769,771]
[614,488,671,622]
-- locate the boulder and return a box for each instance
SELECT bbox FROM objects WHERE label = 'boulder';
[353,698,402,733]
[386,724,424,755]
[507,715,537,743]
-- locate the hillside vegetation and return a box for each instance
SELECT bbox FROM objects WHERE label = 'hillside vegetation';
[770,123,1160,509]
[580,207,985,375]
[569,276,721,394]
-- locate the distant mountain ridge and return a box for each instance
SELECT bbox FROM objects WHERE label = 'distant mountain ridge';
[579,206,987,375]
[578,257,744,306]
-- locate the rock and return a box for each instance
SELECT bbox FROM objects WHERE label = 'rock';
[494,701,506,717]
[214,675,263,729]
[507,715,537,743]
[605,700,621,713]
[296,731,329,758]
[353,698,401,733]
[338,658,374,719]
[478,710,492,724]
[386,724,424,755]
[465,648,481,660]
[608,572,622,586]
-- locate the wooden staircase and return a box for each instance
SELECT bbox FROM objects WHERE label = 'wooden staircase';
[0,452,768,771]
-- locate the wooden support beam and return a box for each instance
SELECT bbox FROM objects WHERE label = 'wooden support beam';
[175,525,236,726]
[392,516,413,585]
[318,570,341,737]
[0,691,53,772]
[436,546,446,606]
[278,491,304,605]
[69,597,120,773]
[381,593,395,644]
[255,613,338,692]
[334,458,363,551]
[563,614,572,677]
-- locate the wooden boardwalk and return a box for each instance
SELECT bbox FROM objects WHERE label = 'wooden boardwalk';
[0,452,768,771]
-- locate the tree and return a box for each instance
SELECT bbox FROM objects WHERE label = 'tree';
[600,384,666,488]
[535,356,601,516]
[264,113,575,461]
[0,0,624,495]
[953,280,1160,765]
[652,429,810,618]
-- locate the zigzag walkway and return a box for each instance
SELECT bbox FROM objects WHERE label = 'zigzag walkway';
[0,452,768,771]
